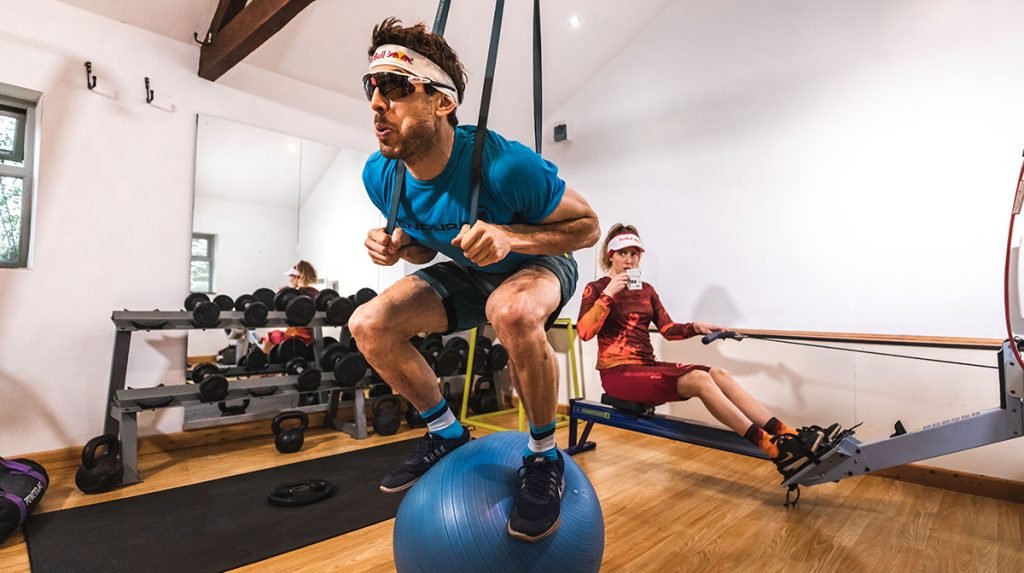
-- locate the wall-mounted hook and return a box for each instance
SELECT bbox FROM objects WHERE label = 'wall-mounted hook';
[144,77,155,104]
[193,31,214,47]
[84,61,97,90]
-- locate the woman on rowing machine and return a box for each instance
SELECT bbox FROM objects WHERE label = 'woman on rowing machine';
[576,224,840,481]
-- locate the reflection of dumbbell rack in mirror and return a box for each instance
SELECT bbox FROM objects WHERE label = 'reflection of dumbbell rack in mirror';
[102,287,378,487]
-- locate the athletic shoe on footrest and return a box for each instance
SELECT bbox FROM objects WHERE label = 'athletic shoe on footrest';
[771,433,819,482]
[379,428,470,493]
[796,423,843,457]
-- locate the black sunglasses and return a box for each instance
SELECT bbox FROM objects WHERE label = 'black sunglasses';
[362,71,454,102]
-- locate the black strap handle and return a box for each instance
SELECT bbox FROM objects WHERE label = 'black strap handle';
[533,0,543,155]
[467,0,506,227]
[433,0,452,36]
[385,0,454,235]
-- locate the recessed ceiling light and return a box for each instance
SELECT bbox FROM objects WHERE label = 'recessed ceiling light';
[569,15,582,29]
[288,143,298,153]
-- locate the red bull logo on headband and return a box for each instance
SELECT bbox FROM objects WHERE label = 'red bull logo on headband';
[372,50,415,65]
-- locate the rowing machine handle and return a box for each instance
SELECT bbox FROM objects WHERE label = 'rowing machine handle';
[701,330,745,345]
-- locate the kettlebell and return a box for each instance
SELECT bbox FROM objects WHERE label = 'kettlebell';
[75,434,124,494]
[372,395,402,436]
[470,376,499,415]
[272,411,308,454]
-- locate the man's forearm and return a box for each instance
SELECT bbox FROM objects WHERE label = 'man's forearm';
[501,216,600,255]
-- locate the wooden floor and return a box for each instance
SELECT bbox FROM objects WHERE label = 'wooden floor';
[2,419,1022,572]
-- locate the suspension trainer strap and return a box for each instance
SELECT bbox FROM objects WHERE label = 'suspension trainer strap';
[467,0,506,226]
[385,0,454,234]
[533,0,543,154]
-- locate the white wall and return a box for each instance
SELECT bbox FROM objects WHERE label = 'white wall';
[547,0,1024,337]
[545,0,1024,480]
[187,195,300,356]
[0,0,377,454]
[297,144,385,296]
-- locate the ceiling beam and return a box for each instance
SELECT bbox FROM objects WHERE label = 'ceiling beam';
[198,0,317,82]
[209,0,247,35]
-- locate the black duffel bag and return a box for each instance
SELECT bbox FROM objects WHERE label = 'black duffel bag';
[0,456,49,544]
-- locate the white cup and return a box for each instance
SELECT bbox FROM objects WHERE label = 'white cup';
[626,268,642,290]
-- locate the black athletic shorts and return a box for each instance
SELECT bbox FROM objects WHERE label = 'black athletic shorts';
[414,253,578,334]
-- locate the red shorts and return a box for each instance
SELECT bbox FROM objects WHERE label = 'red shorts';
[600,362,711,403]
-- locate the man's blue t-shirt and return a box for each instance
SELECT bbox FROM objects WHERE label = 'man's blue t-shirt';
[362,126,566,274]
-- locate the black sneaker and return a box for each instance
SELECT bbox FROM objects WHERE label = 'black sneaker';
[771,433,817,482]
[508,452,565,542]
[379,428,470,493]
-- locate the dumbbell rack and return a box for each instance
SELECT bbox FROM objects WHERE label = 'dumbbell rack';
[106,310,368,486]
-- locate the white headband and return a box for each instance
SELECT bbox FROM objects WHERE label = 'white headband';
[607,233,644,254]
[369,44,459,106]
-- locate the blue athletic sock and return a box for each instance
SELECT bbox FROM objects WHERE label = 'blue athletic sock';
[420,398,464,440]
[523,420,558,460]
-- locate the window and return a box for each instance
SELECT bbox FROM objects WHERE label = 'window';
[191,233,215,293]
[0,88,38,269]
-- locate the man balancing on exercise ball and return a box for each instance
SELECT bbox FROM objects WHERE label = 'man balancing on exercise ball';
[348,18,600,542]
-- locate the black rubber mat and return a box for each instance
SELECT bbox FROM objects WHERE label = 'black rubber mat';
[25,438,416,572]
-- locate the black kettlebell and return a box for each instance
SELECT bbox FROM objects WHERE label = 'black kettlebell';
[372,395,402,436]
[75,434,124,494]
[272,411,308,454]
[470,376,499,415]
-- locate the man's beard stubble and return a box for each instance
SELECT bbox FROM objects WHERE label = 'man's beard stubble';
[378,115,436,161]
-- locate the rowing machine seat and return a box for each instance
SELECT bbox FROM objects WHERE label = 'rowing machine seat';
[600,394,662,417]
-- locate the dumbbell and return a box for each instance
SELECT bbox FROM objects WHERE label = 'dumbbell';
[339,327,359,353]
[269,337,307,365]
[372,395,402,436]
[184,293,221,328]
[354,287,378,307]
[473,336,510,373]
[191,362,229,402]
[212,294,235,312]
[320,343,367,388]
[417,335,444,372]
[240,347,269,371]
[252,287,276,309]
[285,357,322,392]
[274,287,316,326]
[233,294,269,327]
[315,289,356,326]
[434,337,470,376]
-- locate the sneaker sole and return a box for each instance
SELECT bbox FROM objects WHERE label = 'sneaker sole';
[379,478,418,494]
[508,516,562,543]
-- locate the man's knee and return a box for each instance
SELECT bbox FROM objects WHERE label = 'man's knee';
[488,297,545,336]
[348,301,393,348]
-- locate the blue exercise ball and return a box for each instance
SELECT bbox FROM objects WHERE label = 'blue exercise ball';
[393,431,604,573]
